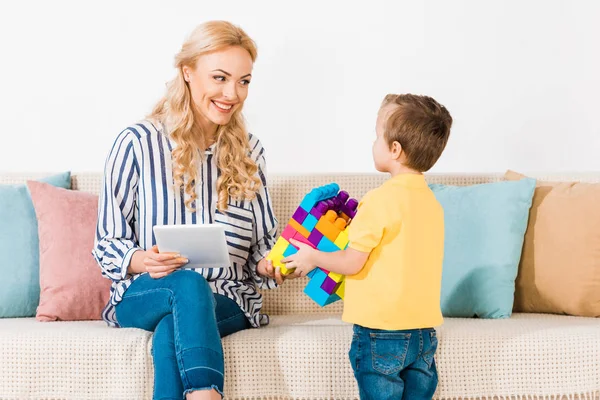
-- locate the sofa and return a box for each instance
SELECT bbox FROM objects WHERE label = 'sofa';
[0,172,599,400]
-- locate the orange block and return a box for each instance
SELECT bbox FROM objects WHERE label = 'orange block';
[288,218,310,238]
[316,211,345,242]
[334,218,347,230]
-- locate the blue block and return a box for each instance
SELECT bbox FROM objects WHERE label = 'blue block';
[299,183,340,211]
[301,214,319,232]
[317,236,340,253]
[304,279,342,307]
[310,268,328,285]
[323,292,341,306]
[283,244,297,257]
[306,268,317,278]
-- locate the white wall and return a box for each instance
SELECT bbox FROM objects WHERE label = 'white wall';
[1,0,598,174]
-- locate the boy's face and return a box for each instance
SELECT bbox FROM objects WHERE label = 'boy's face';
[373,104,398,173]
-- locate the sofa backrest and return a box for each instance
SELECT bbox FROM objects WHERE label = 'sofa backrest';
[2,172,599,315]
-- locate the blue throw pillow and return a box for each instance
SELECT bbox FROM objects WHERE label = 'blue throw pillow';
[0,172,71,318]
[430,178,536,318]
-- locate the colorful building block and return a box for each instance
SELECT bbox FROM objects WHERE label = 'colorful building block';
[336,279,346,300]
[334,229,349,249]
[310,201,329,219]
[328,272,344,283]
[304,272,341,307]
[288,218,310,238]
[321,276,341,295]
[315,210,346,242]
[292,207,309,224]
[301,214,319,232]
[299,183,340,212]
[280,224,297,242]
[340,198,359,220]
[279,263,294,275]
[282,244,297,257]
[307,229,324,247]
[317,236,339,253]
[308,268,327,286]
[270,237,290,258]
[291,232,316,249]
[266,183,359,306]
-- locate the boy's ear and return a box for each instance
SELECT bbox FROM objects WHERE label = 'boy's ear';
[390,141,403,160]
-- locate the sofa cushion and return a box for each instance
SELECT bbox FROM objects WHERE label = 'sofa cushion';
[429,179,536,318]
[0,172,71,318]
[505,170,600,317]
[27,181,111,321]
[1,314,598,399]
[0,318,153,399]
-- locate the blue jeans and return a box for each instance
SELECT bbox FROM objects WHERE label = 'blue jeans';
[349,324,439,400]
[115,270,251,400]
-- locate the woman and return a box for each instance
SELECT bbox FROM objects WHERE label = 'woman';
[93,21,294,400]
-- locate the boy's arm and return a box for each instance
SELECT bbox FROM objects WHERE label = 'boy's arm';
[282,239,369,277]
[282,188,387,278]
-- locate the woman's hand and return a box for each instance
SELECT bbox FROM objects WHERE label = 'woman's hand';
[257,256,301,285]
[130,245,189,278]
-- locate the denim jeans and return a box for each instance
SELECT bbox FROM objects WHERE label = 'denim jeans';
[349,324,439,400]
[115,270,251,400]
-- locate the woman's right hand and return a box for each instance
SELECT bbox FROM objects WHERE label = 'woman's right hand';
[129,246,189,278]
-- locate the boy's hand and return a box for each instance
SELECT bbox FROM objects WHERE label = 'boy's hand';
[281,239,318,277]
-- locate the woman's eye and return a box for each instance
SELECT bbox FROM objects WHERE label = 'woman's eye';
[240,79,251,86]
[213,75,226,82]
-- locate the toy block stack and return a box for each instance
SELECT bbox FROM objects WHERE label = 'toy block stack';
[267,183,358,306]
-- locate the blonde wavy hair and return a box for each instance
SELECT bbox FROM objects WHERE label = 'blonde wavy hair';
[148,21,260,212]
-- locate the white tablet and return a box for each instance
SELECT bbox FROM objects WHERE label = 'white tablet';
[153,224,230,269]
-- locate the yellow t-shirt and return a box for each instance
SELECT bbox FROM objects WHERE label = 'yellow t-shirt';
[343,173,444,330]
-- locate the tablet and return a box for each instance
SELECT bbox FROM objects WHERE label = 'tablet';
[153,224,230,269]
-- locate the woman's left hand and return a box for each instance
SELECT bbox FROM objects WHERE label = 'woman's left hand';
[257,256,300,285]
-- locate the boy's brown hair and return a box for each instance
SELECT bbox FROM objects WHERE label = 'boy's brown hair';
[382,94,452,172]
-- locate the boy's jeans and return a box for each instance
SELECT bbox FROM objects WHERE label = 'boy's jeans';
[349,324,439,400]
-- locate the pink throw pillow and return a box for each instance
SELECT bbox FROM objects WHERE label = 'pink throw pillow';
[27,181,111,321]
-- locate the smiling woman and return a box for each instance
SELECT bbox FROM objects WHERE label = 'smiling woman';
[93,20,297,400]
[149,22,259,213]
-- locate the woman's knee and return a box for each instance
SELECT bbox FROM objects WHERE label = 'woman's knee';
[162,270,215,308]
[164,270,210,293]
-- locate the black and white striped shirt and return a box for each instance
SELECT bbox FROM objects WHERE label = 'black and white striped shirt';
[92,120,278,328]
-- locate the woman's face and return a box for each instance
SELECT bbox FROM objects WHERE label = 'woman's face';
[183,46,253,133]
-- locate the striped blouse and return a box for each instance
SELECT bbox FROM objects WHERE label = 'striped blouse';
[92,120,278,328]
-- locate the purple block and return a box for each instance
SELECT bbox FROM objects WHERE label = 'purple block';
[320,276,338,294]
[346,198,358,211]
[292,207,309,224]
[341,198,359,219]
[308,229,324,247]
[310,208,323,219]
[336,190,349,204]
[310,201,329,218]
[332,196,342,209]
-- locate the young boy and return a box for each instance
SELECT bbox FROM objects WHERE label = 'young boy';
[282,94,452,399]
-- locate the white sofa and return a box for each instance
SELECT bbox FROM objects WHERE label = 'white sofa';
[1,172,599,400]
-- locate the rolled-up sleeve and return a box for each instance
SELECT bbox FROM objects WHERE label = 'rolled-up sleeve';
[247,140,278,289]
[92,129,141,282]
